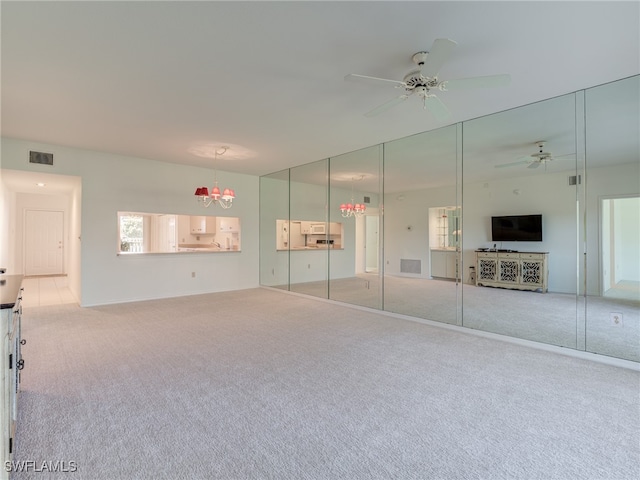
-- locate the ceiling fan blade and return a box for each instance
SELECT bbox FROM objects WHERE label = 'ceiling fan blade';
[364,95,409,117]
[424,95,451,121]
[345,73,406,88]
[421,38,457,77]
[443,74,511,90]
[552,153,576,160]
[494,159,530,169]
[527,161,542,169]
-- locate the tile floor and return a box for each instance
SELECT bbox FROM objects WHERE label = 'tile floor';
[21,275,77,307]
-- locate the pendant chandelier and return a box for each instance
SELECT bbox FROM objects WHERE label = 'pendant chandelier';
[194,146,235,209]
[340,175,366,218]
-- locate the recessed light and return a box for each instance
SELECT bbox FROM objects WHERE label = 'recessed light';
[36,183,46,187]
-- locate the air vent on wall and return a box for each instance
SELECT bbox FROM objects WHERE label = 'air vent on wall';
[363,196,371,204]
[29,151,54,166]
[568,175,582,185]
[400,259,421,274]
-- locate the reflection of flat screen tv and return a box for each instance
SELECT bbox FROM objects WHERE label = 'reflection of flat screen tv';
[491,214,542,242]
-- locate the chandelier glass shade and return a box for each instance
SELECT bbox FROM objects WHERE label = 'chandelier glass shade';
[340,175,366,218]
[194,185,235,208]
[340,202,366,217]
[194,147,235,209]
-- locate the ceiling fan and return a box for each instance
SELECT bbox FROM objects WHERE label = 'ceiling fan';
[494,141,575,169]
[345,38,511,120]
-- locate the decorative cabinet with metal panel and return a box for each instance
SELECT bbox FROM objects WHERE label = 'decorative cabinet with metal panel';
[1,275,25,478]
[475,251,548,292]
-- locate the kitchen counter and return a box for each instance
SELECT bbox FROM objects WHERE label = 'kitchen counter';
[278,245,343,251]
[118,245,240,255]
[179,243,221,251]
[1,275,23,309]
[178,243,239,252]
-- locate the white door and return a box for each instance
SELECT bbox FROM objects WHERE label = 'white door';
[25,210,64,276]
[365,215,379,273]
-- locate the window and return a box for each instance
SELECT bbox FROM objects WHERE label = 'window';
[118,213,144,253]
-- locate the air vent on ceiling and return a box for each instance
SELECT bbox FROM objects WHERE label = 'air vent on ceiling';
[29,151,54,166]
[568,174,582,186]
[363,196,371,204]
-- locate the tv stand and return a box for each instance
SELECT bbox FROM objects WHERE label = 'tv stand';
[475,250,548,293]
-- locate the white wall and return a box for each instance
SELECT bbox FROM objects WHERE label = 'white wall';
[0,180,14,273]
[463,171,578,294]
[384,184,457,279]
[68,182,82,300]
[382,162,639,295]
[1,137,260,306]
[259,175,290,287]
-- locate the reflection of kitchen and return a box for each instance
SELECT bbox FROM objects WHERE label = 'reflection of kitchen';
[429,206,460,279]
[177,215,241,252]
[276,220,343,250]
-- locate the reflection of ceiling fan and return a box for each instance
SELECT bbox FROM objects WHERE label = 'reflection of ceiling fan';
[495,141,575,169]
[345,38,511,120]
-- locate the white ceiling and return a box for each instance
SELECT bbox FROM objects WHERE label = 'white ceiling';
[1,1,638,179]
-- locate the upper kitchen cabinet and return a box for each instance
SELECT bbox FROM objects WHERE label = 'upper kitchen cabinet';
[300,222,312,235]
[190,216,216,235]
[217,217,240,233]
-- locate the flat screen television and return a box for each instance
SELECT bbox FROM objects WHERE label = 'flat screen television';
[491,214,542,242]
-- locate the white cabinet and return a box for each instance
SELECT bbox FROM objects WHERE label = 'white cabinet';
[177,215,191,243]
[190,216,216,234]
[476,251,548,292]
[1,275,24,478]
[329,222,342,235]
[300,222,311,235]
[217,217,240,233]
[431,250,458,279]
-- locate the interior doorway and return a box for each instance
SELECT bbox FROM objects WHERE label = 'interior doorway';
[24,210,65,276]
[601,195,640,300]
[1,169,81,303]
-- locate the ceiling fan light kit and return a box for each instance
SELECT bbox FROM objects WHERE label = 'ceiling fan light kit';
[346,38,511,120]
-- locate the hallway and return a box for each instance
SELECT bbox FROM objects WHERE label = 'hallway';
[21,275,76,307]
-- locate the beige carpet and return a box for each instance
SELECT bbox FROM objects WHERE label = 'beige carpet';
[12,288,640,479]
[287,275,639,362]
